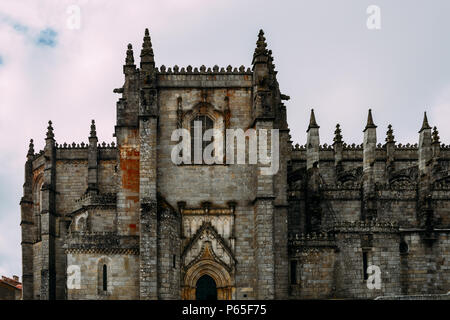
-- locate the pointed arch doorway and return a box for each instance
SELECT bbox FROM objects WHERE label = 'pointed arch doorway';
[195,275,217,300]
[182,259,234,300]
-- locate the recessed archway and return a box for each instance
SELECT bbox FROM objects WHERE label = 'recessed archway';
[182,259,234,300]
[195,274,217,300]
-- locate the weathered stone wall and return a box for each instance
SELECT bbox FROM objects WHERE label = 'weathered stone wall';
[157,203,181,299]
[116,128,140,236]
[157,86,262,297]
[400,233,450,295]
[334,232,401,298]
[55,160,88,215]
[98,159,118,194]
[67,252,139,300]
[288,136,450,299]
[290,246,337,299]
[157,87,254,207]
[26,146,120,299]
[32,242,41,299]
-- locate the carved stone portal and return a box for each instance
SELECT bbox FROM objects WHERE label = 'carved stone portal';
[181,222,235,300]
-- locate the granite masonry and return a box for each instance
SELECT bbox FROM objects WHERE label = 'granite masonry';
[20,29,450,300]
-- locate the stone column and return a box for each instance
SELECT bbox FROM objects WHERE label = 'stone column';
[362,109,377,221]
[139,115,158,299]
[87,120,99,193]
[306,109,320,170]
[20,139,35,300]
[40,121,57,300]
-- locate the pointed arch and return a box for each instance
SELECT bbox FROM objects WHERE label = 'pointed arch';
[182,256,233,300]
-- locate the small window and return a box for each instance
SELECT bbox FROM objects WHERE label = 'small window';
[400,241,409,254]
[172,255,176,268]
[290,260,297,285]
[102,264,107,291]
[362,251,369,280]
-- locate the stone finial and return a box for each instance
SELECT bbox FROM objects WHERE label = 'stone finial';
[268,49,275,70]
[386,124,395,143]
[419,111,431,132]
[90,120,97,138]
[140,28,155,65]
[125,43,134,65]
[333,124,343,144]
[46,120,54,139]
[364,109,377,130]
[307,109,319,131]
[252,29,269,64]
[27,139,34,157]
[432,126,440,144]
[256,29,267,51]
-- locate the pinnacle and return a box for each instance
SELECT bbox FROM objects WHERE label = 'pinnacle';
[125,43,134,65]
[307,109,319,131]
[365,109,377,129]
[419,111,431,132]
[333,123,343,144]
[46,120,54,139]
[27,139,34,156]
[432,126,440,144]
[90,120,97,138]
[386,124,395,143]
[252,28,269,64]
[140,28,155,66]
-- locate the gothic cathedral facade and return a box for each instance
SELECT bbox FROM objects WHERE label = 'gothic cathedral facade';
[20,29,450,300]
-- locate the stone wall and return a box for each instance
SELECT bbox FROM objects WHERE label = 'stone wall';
[67,252,139,300]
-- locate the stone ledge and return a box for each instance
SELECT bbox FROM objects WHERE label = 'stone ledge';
[375,292,450,300]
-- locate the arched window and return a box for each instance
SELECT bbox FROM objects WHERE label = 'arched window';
[102,264,107,291]
[190,115,214,163]
[97,257,111,295]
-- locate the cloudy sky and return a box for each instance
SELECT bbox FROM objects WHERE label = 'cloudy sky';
[0,0,449,278]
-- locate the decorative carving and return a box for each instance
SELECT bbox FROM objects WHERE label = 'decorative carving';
[388,166,418,190]
[181,222,235,300]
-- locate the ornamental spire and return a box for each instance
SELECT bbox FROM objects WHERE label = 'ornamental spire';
[140,28,155,67]
[27,139,34,157]
[46,120,54,139]
[365,109,377,130]
[90,120,97,138]
[307,109,319,131]
[419,111,431,132]
[432,126,440,144]
[386,124,395,143]
[125,43,134,65]
[252,29,269,64]
[333,124,343,144]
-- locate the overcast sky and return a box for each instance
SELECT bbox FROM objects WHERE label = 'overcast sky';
[0,0,449,278]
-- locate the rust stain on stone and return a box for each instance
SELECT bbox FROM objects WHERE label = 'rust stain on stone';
[120,148,140,192]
